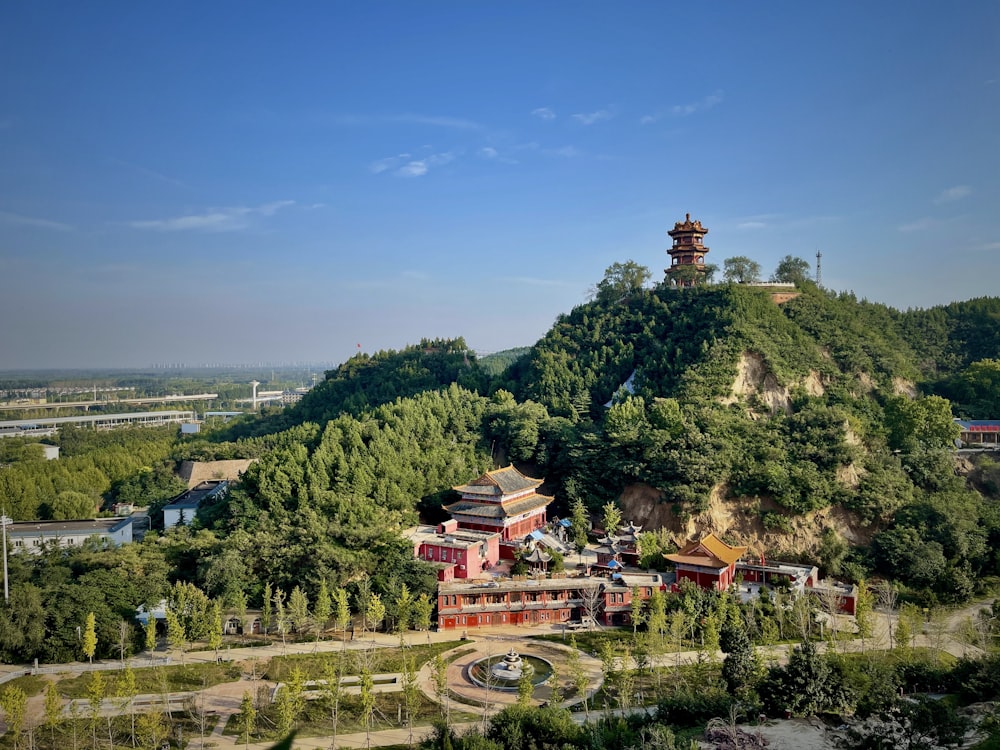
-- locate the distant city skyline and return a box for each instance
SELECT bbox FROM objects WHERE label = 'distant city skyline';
[1,2,998,368]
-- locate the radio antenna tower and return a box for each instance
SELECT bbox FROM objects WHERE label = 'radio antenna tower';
[815,250,823,287]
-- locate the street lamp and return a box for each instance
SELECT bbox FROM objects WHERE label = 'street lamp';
[0,510,12,603]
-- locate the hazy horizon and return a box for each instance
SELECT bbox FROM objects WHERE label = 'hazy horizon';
[2,2,998,369]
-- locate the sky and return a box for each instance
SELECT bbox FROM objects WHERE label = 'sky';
[1,2,998,369]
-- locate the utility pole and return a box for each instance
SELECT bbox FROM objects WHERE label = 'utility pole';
[1,509,12,603]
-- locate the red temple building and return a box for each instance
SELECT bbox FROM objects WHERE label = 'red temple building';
[446,465,553,559]
[405,519,501,582]
[664,533,747,591]
[665,213,710,287]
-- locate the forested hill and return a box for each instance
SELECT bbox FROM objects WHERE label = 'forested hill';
[176,278,1000,610]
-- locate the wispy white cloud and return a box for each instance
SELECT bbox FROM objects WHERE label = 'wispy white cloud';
[973,241,1000,251]
[531,107,556,121]
[933,185,972,204]
[370,153,411,174]
[393,151,458,178]
[512,142,580,158]
[572,108,614,125]
[639,114,661,125]
[737,221,768,230]
[0,210,74,231]
[572,109,615,125]
[671,91,724,116]
[128,200,295,231]
[477,146,518,165]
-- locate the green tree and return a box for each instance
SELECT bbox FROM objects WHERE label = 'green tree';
[721,624,762,700]
[568,636,589,716]
[516,664,535,707]
[413,593,433,632]
[0,685,27,750]
[360,662,376,750]
[82,612,97,664]
[723,256,762,284]
[237,691,256,748]
[261,581,273,634]
[209,600,224,660]
[854,580,875,652]
[761,641,847,717]
[333,587,351,635]
[288,586,310,635]
[321,662,342,750]
[144,616,157,660]
[165,608,187,659]
[884,394,960,453]
[44,680,62,743]
[395,583,413,633]
[771,255,811,284]
[118,664,138,747]
[366,592,386,634]
[569,497,590,560]
[593,260,651,304]
[314,579,332,638]
[86,671,105,750]
[601,501,622,538]
[135,710,168,750]
[432,654,449,722]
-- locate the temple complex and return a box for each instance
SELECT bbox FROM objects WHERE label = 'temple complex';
[446,465,553,558]
[665,213,710,286]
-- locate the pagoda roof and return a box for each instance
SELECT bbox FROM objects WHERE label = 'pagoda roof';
[452,465,544,498]
[668,213,708,235]
[524,548,552,564]
[445,493,552,520]
[664,533,747,569]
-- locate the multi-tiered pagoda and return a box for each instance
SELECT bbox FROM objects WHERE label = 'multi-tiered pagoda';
[665,213,710,286]
[446,465,552,559]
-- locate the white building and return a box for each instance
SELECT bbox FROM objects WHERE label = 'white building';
[8,517,133,552]
[162,480,229,528]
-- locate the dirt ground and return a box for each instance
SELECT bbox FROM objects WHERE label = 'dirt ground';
[730,718,837,749]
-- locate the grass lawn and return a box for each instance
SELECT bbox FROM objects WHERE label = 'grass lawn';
[266,641,463,681]
[3,674,48,697]
[54,662,243,698]
[222,691,477,740]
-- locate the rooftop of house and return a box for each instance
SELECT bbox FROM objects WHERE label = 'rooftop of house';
[10,517,133,535]
[164,479,228,510]
[404,525,499,549]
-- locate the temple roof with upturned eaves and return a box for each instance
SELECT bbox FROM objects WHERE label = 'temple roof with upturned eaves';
[668,213,708,235]
[452,465,544,499]
[664,532,747,570]
[445,493,552,520]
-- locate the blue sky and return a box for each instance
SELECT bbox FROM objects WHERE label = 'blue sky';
[1,2,998,369]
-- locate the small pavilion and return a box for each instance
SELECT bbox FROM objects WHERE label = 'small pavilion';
[664,533,747,590]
